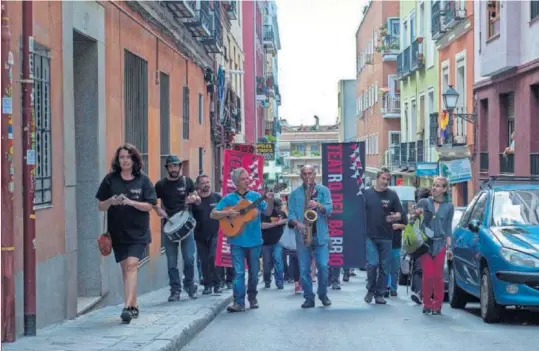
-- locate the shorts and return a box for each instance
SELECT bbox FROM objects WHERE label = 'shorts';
[113,243,147,263]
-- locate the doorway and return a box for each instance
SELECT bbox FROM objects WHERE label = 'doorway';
[73,30,101,314]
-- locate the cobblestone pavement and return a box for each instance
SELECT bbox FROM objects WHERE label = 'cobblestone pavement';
[3,287,232,351]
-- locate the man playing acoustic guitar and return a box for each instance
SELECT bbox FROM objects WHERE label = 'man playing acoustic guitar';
[210,167,274,312]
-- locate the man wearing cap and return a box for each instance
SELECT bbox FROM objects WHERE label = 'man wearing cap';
[154,155,201,302]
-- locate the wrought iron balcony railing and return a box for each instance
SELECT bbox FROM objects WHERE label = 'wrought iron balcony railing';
[165,1,198,19]
[531,153,539,175]
[410,37,424,71]
[431,1,446,40]
[480,152,489,173]
[200,8,223,53]
[397,47,411,79]
[183,1,212,37]
[263,25,276,53]
[389,141,434,169]
[499,154,515,174]
[381,93,401,116]
[225,0,238,20]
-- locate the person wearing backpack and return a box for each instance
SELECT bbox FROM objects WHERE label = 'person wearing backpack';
[412,177,454,315]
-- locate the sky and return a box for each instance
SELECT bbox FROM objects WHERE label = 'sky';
[275,0,367,126]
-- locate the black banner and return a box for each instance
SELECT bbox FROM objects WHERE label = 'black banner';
[322,142,366,269]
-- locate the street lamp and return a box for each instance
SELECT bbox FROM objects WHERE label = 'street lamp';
[442,85,459,113]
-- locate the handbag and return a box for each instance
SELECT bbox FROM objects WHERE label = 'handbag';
[279,225,296,251]
[97,212,112,256]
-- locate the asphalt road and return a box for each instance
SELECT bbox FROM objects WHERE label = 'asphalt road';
[183,271,539,351]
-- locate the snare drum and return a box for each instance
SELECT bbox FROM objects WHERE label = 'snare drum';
[163,210,196,243]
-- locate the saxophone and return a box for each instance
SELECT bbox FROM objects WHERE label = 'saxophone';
[303,183,318,247]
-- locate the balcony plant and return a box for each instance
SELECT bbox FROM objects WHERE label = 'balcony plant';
[378,24,388,37]
[375,41,399,54]
[291,150,303,157]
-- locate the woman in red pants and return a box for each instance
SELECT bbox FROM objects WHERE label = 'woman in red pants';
[413,177,454,315]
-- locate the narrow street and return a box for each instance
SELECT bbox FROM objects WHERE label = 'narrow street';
[185,271,539,351]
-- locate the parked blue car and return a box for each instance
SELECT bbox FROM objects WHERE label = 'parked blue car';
[448,177,539,323]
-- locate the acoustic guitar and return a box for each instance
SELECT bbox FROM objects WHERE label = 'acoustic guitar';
[220,183,287,237]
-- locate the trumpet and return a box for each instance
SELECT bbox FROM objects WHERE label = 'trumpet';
[303,184,317,246]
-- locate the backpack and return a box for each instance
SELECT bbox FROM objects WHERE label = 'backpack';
[402,214,429,254]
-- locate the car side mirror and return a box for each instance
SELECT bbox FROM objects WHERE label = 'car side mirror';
[468,219,480,233]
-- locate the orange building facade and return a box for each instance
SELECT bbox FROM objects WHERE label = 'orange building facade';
[434,0,475,206]
[4,1,216,335]
[355,0,402,178]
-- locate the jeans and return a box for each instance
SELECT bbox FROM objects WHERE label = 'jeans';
[421,248,446,310]
[262,244,284,287]
[329,267,341,283]
[366,238,392,297]
[411,255,423,296]
[196,235,220,289]
[288,253,300,282]
[387,248,401,292]
[283,251,290,281]
[297,237,329,300]
[164,229,196,293]
[231,245,261,306]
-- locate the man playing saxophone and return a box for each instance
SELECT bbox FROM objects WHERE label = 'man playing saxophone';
[288,165,333,308]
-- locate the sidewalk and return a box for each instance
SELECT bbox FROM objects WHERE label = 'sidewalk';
[3,287,232,351]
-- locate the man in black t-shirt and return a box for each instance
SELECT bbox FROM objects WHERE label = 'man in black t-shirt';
[261,199,287,289]
[154,155,201,302]
[191,174,223,295]
[363,167,404,305]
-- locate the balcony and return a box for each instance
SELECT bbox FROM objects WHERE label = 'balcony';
[256,76,267,101]
[199,9,223,53]
[397,47,410,79]
[480,152,489,173]
[225,0,238,20]
[266,74,275,97]
[288,150,321,159]
[263,25,276,54]
[275,85,281,106]
[376,35,399,62]
[431,1,446,40]
[165,1,197,19]
[183,1,212,37]
[532,154,539,176]
[443,0,467,30]
[381,93,400,118]
[410,37,424,71]
[499,154,514,174]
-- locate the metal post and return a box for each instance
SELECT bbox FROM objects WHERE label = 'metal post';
[253,0,257,143]
[21,0,36,336]
[1,2,16,342]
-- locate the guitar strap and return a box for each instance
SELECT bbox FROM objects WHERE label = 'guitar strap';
[235,190,250,199]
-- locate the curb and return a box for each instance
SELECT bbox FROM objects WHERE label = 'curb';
[154,294,233,351]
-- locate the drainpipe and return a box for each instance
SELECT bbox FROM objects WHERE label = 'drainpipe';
[1,2,16,342]
[21,0,37,336]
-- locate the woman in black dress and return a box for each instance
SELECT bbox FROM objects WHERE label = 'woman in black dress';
[96,144,157,324]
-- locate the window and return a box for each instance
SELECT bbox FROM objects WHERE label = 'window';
[469,192,488,224]
[183,86,190,139]
[389,131,401,146]
[506,92,515,145]
[160,72,170,179]
[124,50,149,173]
[409,11,416,42]
[198,93,204,125]
[455,60,466,140]
[198,147,204,175]
[419,3,425,37]
[492,189,539,226]
[487,1,500,38]
[532,1,539,21]
[32,50,52,206]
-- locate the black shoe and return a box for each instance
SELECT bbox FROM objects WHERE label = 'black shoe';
[383,290,390,298]
[411,293,422,305]
[203,287,212,295]
[374,296,387,304]
[129,306,139,319]
[320,296,332,307]
[168,291,181,302]
[227,303,245,313]
[431,310,442,315]
[351,270,357,276]
[264,282,271,288]
[213,286,223,294]
[343,275,350,282]
[226,282,233,290]
[120,308,133,324]
[422,308,432,314]
[390,291,398,297]
[186,285,198,299]
[332,282,341,290]
[249,298,259,309]
[301,299,315,308]
[277,285,284,290]
[364,292,374,304]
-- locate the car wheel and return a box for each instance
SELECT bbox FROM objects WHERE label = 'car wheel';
[480,267,504,323]
[448,264,468,309]
[398,269,408,286]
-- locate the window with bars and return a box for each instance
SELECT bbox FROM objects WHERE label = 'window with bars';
[198,93,204,125]
[31,50,53,207]
[124,50,149,173]
[487,1,500,39]
[183,86,190,140]
[532,1,539,21]
[160,72,170,179]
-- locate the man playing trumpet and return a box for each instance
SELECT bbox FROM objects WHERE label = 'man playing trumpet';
[288,165,333,308]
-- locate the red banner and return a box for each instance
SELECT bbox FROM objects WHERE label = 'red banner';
[215,149,264,267]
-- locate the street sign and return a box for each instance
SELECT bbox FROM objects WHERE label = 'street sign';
[256,142,275,160]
